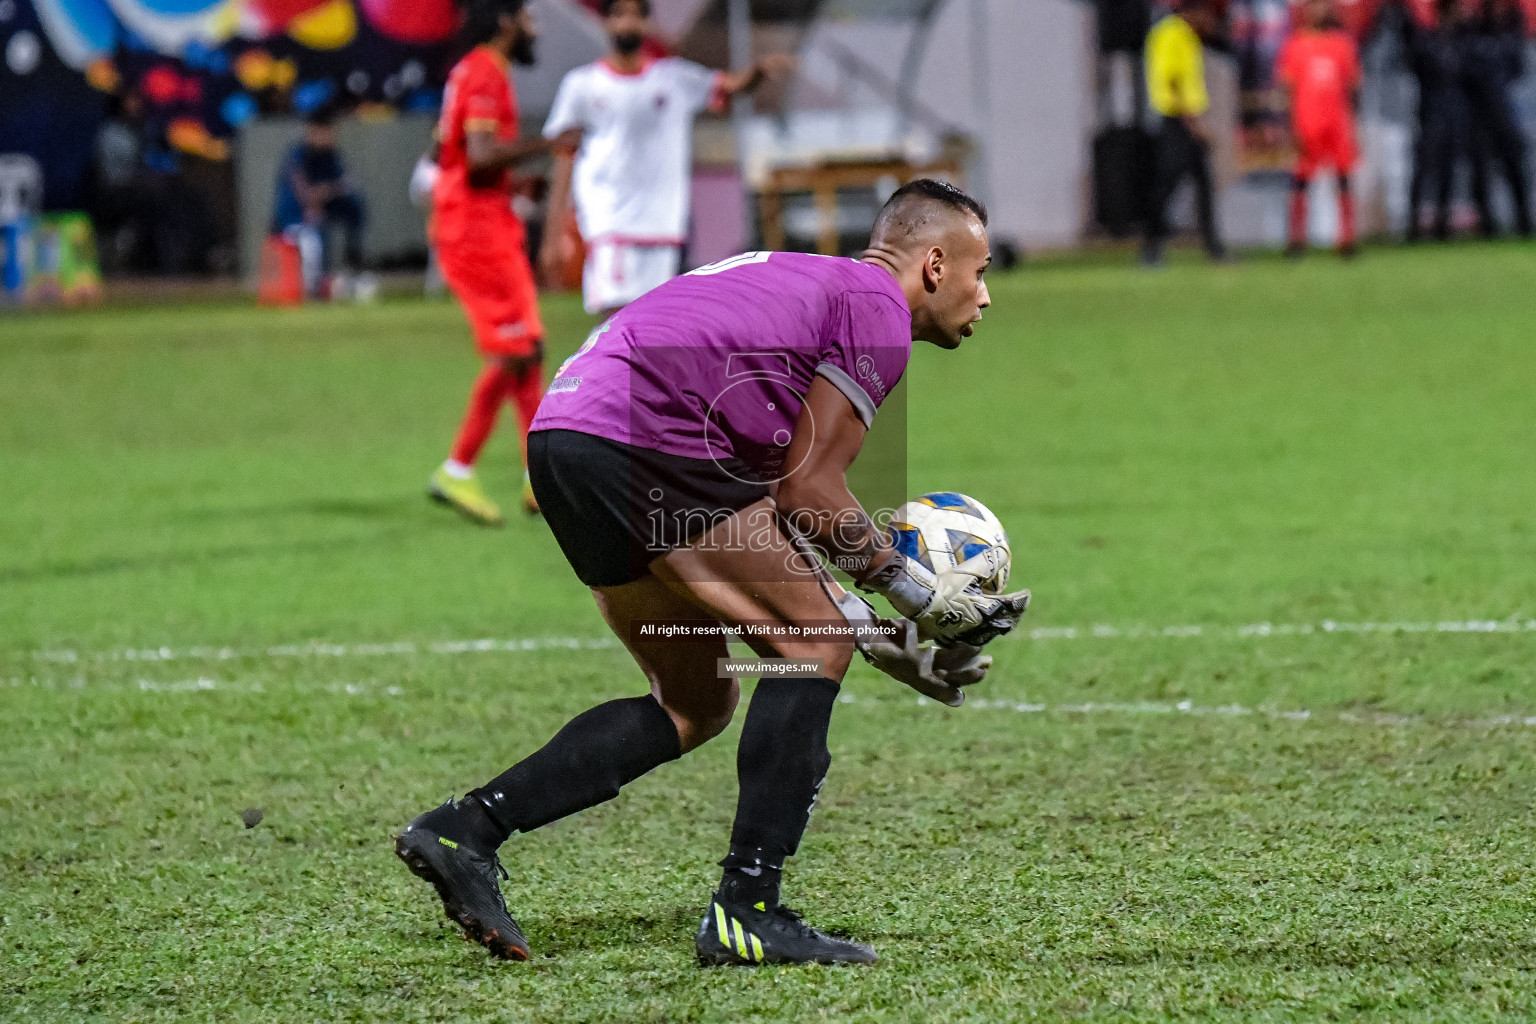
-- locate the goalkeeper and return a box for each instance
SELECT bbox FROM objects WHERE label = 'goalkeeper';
[395,180,1030,966]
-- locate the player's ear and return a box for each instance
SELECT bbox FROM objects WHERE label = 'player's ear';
[922,246,944,294]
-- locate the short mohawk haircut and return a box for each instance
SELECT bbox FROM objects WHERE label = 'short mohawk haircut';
[874,179,989,239]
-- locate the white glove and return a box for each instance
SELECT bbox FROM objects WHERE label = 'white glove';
[932,641,993,686]
[408,155,439,208]
[836,592,993,707]
[860,547,1031,647]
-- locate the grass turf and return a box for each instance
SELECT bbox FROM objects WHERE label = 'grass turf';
[3,243,1536,1021]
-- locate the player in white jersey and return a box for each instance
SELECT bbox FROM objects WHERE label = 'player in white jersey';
[539,0,790,316]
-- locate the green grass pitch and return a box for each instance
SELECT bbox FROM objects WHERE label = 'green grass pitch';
[4,244,1536,1021]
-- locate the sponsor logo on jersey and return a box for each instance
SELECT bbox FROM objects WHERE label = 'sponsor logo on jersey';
[855,354,886,403]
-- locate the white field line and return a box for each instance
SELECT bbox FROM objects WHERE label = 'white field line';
[869,694,1536,730]
[0,675,403,696]
[25,636,624,665]
[7,674,1536,731]
[20,615,1536,667]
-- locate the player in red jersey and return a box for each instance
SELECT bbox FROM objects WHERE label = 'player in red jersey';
[428,0,574,525]
[1277,0,1363,258]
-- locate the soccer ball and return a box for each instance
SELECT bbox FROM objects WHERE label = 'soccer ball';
[888,492,1011,594]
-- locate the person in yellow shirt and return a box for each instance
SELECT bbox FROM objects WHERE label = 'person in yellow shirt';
[1142,0,1228,265]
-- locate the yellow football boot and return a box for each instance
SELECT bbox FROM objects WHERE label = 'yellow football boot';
[429,467,504,527]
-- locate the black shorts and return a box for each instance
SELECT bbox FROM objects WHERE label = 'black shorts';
[528,429,771,588]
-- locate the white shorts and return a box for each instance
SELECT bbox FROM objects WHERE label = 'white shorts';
[582,241,681,314]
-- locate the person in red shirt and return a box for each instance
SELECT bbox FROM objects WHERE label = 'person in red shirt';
[429,0,574,525]
[1277,0,1363,258]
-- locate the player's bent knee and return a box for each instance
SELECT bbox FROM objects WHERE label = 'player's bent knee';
[672,705,737,752]
[690,707,737,749]
[660,680,740,753]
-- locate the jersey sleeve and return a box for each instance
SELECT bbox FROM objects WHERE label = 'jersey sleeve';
[459,60,508,135]
[815,290,911,429]
[543,69,588,139]
[667,58,726,114]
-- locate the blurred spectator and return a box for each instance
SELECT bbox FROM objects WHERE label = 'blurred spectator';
[94,93,143,200]
[90,90,214,275]
[1402,0,1473,241]
[90,91,151,273]
[1142,0,1229,266]
[1462,0,1531,237]
[271,106,368,295]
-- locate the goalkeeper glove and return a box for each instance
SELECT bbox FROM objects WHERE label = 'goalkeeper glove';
[836,592,993,707]
[858,546,1031,647]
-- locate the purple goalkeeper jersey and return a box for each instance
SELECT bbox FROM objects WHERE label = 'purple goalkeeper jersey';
[532,251,912,482]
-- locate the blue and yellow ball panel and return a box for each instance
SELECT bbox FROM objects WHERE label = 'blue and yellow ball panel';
[916,492,986,518]
[947,530,994,562]
[890,524,936,573]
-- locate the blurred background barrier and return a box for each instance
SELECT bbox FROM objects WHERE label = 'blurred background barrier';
[1,150,103,304]
[2,215,104,306]
[235,113,435,285]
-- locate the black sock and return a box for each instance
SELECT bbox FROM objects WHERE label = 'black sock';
[720,847,784,909]
[413,794,504,854]
[467,695,682,846]
[720,677,839,908]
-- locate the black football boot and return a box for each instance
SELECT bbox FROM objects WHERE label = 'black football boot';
[695,880,877,966]
[395,800,529,961]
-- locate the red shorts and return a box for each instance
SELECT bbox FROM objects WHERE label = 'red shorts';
[436,209,544,359]
[1293,115,1358,179]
